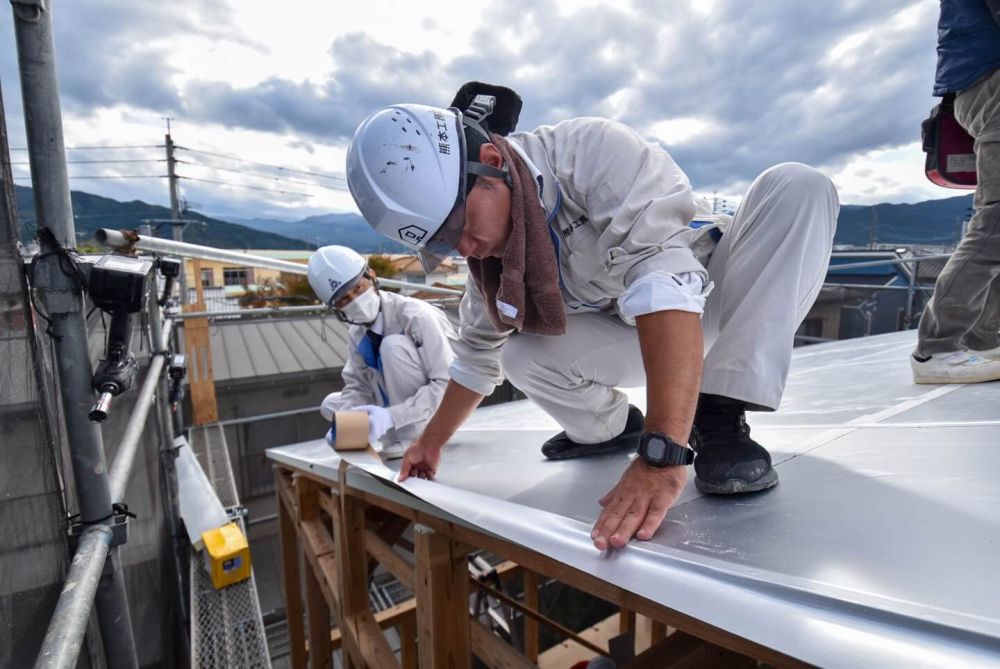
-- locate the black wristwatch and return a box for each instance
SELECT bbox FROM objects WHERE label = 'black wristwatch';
[637,431,694,467]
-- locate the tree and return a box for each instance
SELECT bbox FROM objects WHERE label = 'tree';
[367,254,397,280]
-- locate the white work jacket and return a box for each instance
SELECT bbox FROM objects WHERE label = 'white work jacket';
[451,117,729,396]
[333,290,456,428]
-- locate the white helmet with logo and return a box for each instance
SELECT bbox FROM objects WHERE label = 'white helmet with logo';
[346,97,509,272]
[307,245,367,306]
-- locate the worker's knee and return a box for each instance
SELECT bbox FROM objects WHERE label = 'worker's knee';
[759,162,836,198]
[500,336,530,387]
[319,391,341,422]
[379,334,418,366]
[501,334,573,392]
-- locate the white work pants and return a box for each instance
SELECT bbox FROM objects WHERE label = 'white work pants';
[320,334,429,444]
[501,163,839,444]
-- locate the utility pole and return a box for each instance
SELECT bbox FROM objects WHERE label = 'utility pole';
[868,205,878,250]
[10,1,139,667]
[164,119,187,304]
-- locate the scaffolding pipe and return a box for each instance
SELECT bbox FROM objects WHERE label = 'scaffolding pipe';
[12,2,139,667]
[108,317,174,503]
[217,405,319,427]
[146,296,189,631]
[168,304,328,320]
[33,526,113,669]
[823,283,935,292]
[827,254,950,271]
[95,228,464,296]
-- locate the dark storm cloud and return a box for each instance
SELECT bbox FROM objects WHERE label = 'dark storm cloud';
[0,0,941,198]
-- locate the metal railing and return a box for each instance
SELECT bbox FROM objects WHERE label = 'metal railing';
[824,252,951,329]
[34,306,175,669]
[96,228,464,297]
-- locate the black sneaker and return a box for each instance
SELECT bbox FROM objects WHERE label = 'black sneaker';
[690,394,779,495]
[541,405,645,460]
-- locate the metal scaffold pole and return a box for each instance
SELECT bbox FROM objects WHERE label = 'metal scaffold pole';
[11,2,139,667]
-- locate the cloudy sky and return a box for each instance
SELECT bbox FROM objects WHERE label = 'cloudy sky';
[0,0,945,222]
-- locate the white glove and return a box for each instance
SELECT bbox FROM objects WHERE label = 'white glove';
[355,404,394,443]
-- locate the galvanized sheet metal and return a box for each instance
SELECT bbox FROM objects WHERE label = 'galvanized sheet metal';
[267,330,1000,667]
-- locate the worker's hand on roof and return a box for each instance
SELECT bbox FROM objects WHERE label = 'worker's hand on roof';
[591,460,687,550]
[397,438,442,482]
[355,404,394,443]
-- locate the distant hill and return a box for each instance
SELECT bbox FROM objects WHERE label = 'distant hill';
[14,185,313,250]
[834,194,973,247]
[13,183,976,253]
[226,213,407,253]
[235,194,977,252]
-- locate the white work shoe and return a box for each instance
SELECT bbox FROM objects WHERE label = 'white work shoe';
[379,441,407,461]
[969,345,1000,361]
[911,350,1000,384]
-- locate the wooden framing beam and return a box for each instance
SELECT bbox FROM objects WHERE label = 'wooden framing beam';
[297,477,332,669]
[470,576,608,658]
[471,619,535,669]
[334,463,399,668]
[414,524,471,668]
[364,528,415,591]
[344,482,809,669]
[329,599,416,647]
[624,631,759,669]
[273,463,810,669]
[523,570,539,663]
[276,471,307,669]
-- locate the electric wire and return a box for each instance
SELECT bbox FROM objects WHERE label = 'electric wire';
[174,145,347,181]
[176,174,315,197]
[174,159,347,191]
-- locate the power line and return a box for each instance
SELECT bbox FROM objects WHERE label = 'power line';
[11,159,164,165]
[9,145,162,151]
[174,158,347,191]
[174,145,347,182]
[13,175,167,180]
[18,211,171,223]
[176,174,314,198]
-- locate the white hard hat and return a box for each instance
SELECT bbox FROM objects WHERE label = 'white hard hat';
[307,245,367,306]
[346,99,510,272]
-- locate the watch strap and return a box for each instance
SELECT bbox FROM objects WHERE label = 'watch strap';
[639,431,694,467]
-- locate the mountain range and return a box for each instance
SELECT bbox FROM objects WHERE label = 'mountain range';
[14,185,312,250]
[13,184,977,252]
[225,213,408,253]
[228,194,977,250]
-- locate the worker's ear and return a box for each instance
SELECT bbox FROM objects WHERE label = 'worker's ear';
[479,143,504,169]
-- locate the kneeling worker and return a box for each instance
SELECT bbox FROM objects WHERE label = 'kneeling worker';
[307,245,457,459]
[346,90,838,548]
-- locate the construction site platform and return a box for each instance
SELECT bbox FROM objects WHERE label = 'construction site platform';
[267,330,1000,668]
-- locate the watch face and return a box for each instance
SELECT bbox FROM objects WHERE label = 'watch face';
[646,436,668,463]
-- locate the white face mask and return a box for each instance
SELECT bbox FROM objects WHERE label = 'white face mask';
[339,286,380,324]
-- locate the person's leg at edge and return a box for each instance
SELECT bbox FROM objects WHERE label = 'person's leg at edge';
[697,162,838,494]
[913,68,1000,383]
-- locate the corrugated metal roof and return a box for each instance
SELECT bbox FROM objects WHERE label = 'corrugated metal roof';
[208,316,350,382]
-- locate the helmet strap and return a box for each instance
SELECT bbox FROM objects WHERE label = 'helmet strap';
[462,94,513,189]
[467,160,513,188]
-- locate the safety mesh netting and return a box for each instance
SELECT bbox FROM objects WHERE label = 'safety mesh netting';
[0,101,73,668]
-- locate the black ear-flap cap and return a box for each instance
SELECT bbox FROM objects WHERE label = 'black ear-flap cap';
[450,81,523,136]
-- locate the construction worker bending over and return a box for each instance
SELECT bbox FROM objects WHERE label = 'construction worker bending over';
[346,90,838,548]
[307,245,457,459]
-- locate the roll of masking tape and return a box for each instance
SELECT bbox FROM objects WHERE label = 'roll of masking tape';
[332,411,370,451]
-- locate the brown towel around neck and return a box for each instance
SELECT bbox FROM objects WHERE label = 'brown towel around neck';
[467,135,566,336]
